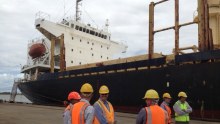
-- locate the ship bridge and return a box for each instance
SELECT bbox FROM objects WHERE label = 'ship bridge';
[34,11,127,68]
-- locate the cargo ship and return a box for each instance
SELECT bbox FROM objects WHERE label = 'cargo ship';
[12,0,220,121]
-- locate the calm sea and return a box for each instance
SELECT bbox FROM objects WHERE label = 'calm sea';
[0,94,32,103]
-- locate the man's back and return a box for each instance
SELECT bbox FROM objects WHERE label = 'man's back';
[71,99,95,124]
[136,105,168,124]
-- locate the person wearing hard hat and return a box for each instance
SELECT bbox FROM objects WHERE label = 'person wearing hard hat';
[136,89,168,124]
[93,85,116,124]
[71,83,95,124]
[160,93,172,124]
[63,91,81,124]
[173,91,192,124]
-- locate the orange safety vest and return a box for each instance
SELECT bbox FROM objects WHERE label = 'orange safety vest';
[71,101,89,124]
[93,100,115,124]
[145,105,168,124]
[162,103,172,124]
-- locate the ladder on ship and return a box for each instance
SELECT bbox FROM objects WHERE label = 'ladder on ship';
[9,79,21,103]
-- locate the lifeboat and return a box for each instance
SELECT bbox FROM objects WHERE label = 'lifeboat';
[28,43,46,59]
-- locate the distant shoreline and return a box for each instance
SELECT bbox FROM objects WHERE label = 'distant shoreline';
[0,92,22,95]
[0,92,10,94]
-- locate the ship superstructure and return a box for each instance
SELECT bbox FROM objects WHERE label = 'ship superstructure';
[35,16,126,66]
[21,0,127,81]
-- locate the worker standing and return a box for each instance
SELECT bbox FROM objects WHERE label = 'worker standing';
[173,91,192,124]
[136,89,168,124]
[160,93,172,124]
[71,83,95,124]
[93,85,115,124]
[63,91,81,124]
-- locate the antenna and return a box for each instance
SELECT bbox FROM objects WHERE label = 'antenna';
[76,0,83,21]
[105,19,109,32]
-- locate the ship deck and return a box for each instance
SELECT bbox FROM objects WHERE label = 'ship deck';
[0,102,219,124]
[36,49,220,81]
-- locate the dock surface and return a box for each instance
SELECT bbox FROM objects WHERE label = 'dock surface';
[0,103,219,124]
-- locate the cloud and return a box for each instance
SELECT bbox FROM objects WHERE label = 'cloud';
[0,73,23,92]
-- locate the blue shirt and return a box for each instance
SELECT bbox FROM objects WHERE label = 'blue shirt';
[94,99,113,124]
[136,108,146,124]
[160,101,169,111]
[63,104,72,124]
[81,98,95,124]
[173,100,192,116]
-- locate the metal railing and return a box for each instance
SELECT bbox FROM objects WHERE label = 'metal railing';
[35,11,50,20]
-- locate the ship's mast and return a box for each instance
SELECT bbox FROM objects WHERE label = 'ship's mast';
[76,0,82,21]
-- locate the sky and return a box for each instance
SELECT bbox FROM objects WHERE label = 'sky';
[0,0,198,92]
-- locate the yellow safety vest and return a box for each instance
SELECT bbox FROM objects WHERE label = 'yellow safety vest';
[93,100,114,124]
[175,101,190,122]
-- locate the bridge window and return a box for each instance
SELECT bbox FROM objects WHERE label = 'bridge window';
[79,27,82,31]
[86,29,89,33]
[71,24,74,28]
[83,28,86,32]
[75,25,79,30]
[104,35,107,39]
[90,30,95,35]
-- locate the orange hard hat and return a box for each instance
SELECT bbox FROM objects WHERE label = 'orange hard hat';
[68,91,81,100]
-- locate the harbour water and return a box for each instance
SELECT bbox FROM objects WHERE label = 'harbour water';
[0,94,32,103]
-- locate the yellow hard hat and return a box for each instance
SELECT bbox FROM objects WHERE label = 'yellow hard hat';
[143,89,159,99]
[178,91,187,98]
[99,85,109,94]
[80,83,94,93]
[163,93,172,98]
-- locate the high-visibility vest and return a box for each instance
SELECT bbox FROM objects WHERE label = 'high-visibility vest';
[71,101,89,124]
[93,100,115,124]
[161,102,172,124]
[145,105,168,124]
[174,101,190,122]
